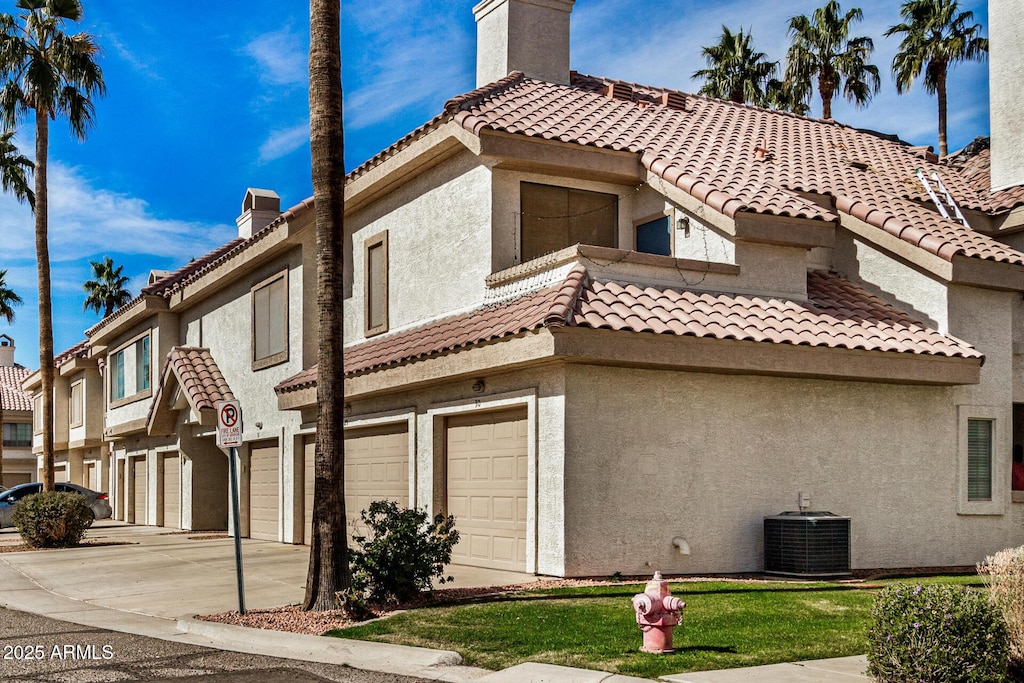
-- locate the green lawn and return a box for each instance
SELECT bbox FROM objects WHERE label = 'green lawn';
[327,575,984,680]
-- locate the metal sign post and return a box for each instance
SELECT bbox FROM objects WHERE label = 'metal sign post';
[217,400,246,615]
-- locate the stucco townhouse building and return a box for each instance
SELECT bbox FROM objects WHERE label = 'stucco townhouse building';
[0,335,35,487]
[29,0,1024,578]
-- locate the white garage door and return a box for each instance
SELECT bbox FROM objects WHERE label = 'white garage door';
[132,457,147,525]
[53,464,68,483]
[249,442,279,541]
[345,426,409,538]
[84,462,98,491]
[446,409,528,571]
[162,454,181,529]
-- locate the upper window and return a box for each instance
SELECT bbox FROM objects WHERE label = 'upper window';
[252,272,288,370]
[2,423,31,447]
[69,381,83,428]
[364,232,389,337]
[33,395,41,433]
[520,182,617,262]
[968,418,993,501]
[636,215,672,257]
[109,332,152,404]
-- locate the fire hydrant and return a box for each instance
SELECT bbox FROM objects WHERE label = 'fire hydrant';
[632,571,685,653]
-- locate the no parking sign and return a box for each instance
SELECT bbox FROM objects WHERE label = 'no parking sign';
[217,400,243,447]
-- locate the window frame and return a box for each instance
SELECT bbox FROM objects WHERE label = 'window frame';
[958,405,1006,515]
[519,181,619,263]
[69,380,84,429]
[364,231,389,337]
[633,209,676,257]
[33,394,42,434]
[250,270,290,371]
[2,422,31,448]
[108,330,154,409]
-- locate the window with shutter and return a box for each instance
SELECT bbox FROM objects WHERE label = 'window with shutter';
[967,418,993,501]
[251,272,288,370]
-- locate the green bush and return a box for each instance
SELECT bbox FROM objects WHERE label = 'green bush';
[349,500,460,605]
[866,583,1008,683]
[980,546,1024,677]
[12,491,93,549]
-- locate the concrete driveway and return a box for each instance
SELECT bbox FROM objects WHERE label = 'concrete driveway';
[0,520,537,619]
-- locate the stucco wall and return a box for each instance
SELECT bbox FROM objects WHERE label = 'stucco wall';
[561,363,1024,576]
[346,152,493,344]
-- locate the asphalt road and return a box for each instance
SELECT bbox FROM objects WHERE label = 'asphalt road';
[0,608,435,683]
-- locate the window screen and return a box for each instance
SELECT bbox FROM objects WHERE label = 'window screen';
[253,277,286,363]
[520,183,617,262]
[136,337,150,392]
[967,418,993,501]
[367,241,387,333]
[636,216,672,256]
[70,382,83,427]
[112,350,125,400]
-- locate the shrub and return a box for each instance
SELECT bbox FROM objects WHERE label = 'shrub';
[349,500,460,605]
[866,583,1008,683]
[12,491,93,548]
[980,546,1024,675]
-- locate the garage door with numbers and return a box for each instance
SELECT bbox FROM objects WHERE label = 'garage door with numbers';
[446,409,528,571]
[304,427,410,543]
[132,458,147,525]
[249,442,279,541]
[162,454,181,528]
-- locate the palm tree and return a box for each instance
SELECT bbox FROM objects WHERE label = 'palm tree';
[692,26,778,106]
[82,256,132,318]
[784,1,881,120]
[767,78,812,116]
[886,0,987,157]
[0,269,24,489]
[304,0,350,612]
[0,0,105,492]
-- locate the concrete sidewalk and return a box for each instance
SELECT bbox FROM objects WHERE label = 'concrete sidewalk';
[0,521,870,682]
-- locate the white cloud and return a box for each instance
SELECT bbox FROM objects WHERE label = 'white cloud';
[244,26,308,87]
[1,162,234,266]
[259,121,309,163]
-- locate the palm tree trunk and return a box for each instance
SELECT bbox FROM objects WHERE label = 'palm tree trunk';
[819,72,834,120]
[304,0,350,612]
[937,68,948,158]
[35,112,54,492]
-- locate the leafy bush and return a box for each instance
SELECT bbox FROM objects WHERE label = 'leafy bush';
[349,500,460,605]
[13,491,93,548]
[980,546,1024,676]
[866,583,1008,683]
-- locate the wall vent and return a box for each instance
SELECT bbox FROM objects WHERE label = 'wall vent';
[764,511,851,577]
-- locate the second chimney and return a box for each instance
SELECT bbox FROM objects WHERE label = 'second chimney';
[236,188,281,239]
[474,0,575,88]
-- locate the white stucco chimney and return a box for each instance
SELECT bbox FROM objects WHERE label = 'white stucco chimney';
[0,334,15,367]
[989,0,1024,192]
[473,0,575,88]
[236,188,281,239]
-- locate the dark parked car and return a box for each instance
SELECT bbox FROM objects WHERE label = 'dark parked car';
[0,482,112,528]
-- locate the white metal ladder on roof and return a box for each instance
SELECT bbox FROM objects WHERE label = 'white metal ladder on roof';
[916,168,970,228]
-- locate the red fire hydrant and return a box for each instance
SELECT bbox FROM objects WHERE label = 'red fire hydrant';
[632,571,685,653]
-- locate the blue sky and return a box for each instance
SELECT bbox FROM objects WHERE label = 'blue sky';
[0,0,991,368]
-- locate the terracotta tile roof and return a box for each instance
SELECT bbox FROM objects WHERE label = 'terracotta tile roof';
[276,265,980,394]
[0,365,31,412]
[53,340,89,367]
[945,139,1024,213]
[164,346,235,411]
[439,71,1024,265]
[574,271,981,359]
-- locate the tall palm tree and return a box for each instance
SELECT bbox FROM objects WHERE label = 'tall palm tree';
[692,26,778,106]
[82,256,132,318]
[304,0,349,612]
[886,0,987,157]
[784,1,881,120]
[0,269,24,489]
[0,0,105,492]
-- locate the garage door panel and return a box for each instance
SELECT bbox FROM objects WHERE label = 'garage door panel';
[305,426,409,545]
[132,458,147,525]
[447,409,528,571]
[162,454,180,529]
[249,443,279,541]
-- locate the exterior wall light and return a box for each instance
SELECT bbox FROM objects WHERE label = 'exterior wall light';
[472,379,486,393]
[676,215,690,238]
